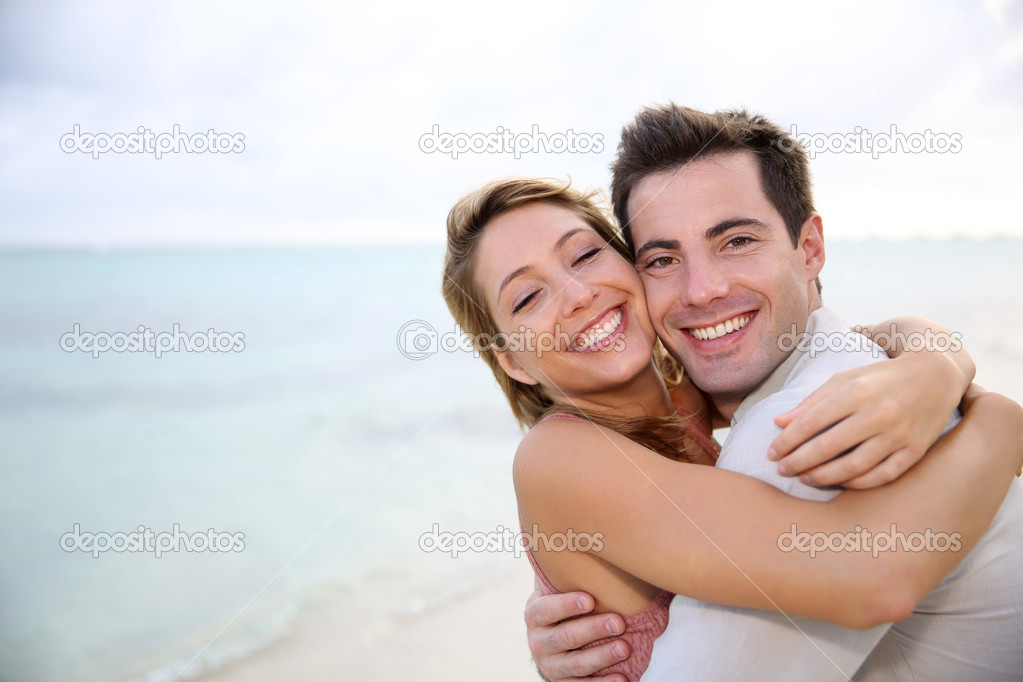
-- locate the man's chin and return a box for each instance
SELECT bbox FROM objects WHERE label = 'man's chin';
[679,357,770,401]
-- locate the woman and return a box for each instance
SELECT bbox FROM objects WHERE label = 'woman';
[441,177,1023,680]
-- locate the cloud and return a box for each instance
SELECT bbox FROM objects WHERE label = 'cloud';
[1,0,1020,245]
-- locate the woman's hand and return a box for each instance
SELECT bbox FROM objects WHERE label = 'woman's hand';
[767,316,973,489]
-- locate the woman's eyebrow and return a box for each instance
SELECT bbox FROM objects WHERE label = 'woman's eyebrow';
[498,264,533,300]
[497,228,586,299]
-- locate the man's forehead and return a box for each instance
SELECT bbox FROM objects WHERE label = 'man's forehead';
[626,152,767,245]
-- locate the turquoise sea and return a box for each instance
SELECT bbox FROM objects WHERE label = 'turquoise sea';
[1,239,1021,681]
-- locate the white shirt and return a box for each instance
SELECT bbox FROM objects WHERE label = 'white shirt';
[642,307,1023,681]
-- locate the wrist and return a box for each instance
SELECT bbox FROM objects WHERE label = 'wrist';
[908,348,967,402]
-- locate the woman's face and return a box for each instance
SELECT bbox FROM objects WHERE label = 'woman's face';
[474,201,659,403]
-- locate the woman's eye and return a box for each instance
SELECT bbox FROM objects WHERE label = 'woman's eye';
[512,291,537,314]
[573,247,602,266]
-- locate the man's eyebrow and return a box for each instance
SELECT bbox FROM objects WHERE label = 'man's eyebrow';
[706,218,771,240]
[634,239,680,262]
[497,227,586,300]
[634,219,773,262]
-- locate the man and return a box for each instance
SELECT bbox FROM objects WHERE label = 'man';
[526,105,1023,681]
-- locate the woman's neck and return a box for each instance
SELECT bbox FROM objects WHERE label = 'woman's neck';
[550,360,674,419]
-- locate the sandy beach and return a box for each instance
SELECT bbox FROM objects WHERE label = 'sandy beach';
[196,559,540,682]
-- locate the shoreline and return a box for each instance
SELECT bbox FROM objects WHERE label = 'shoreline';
[193,559,539,682]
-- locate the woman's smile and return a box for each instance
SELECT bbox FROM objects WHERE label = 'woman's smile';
[570,304,626,352]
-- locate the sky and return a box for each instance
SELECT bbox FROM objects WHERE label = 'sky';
[0,0,1020,247]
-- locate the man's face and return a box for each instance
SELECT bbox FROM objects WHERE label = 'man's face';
[626,151,825,416]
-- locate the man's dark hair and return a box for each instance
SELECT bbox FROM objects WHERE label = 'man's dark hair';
[610,104,816,253]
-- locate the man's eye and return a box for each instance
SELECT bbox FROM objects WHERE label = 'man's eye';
[512,291,537,314]
[727,236,753,248]
[643,255,678,270]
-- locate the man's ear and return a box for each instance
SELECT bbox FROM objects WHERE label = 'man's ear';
[798,214,826,281]
[495,349,540,386]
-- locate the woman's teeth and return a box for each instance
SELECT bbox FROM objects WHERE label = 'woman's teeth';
[688,314,751,341]
[574,308,623,350]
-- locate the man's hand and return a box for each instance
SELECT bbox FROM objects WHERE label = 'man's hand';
[525,588,630,682]
[767,315,974,489]
[767,354,963,489]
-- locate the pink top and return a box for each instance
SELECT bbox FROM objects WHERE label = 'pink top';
[523,533,672,681]
[522,410,720,680]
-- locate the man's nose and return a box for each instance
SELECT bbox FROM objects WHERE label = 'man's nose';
[679,255,730,308]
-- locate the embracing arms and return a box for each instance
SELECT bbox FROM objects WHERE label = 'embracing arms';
[517,387,1021,626]
[523,388,1018,678]
[523,316,1000,681]
[769,316,975,488]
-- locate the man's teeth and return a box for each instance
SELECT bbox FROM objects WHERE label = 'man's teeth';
[688,314,752,341]
[574,309,623,350]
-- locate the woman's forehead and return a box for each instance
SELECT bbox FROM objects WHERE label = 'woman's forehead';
[476,203,596,298]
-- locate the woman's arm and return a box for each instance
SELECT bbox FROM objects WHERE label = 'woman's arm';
[767,316,975,488]
[515,390,1022,630]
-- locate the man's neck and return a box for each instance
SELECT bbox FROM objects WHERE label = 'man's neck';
[709,300,824,423]
[710,394,745,423]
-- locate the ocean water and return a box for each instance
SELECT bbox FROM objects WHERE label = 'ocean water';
[0,239,1021,681]
[0,246,525,681]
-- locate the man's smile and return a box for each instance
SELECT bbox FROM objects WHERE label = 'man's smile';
[686,312,754,341]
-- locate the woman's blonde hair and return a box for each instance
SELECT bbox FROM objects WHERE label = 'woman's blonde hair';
[441,177,695,460]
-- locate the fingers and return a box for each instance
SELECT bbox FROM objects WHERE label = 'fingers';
[525,590,596,628]
[773,408,885,479]
[533,640,632,681]
[769,391,854,462]
[772,399,809,429]
[841,448,923,489]
[525,591,630,681]
[528,609,627,656]
[786,434,890,486]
